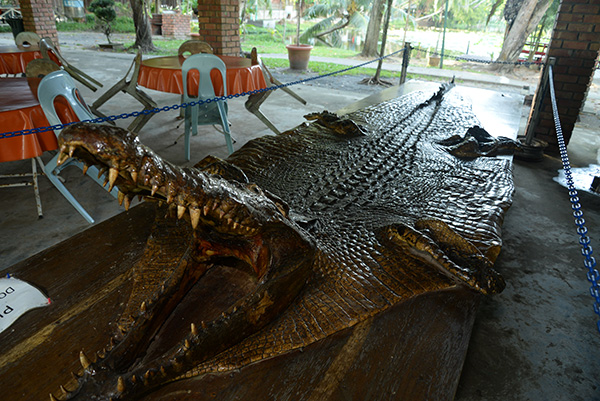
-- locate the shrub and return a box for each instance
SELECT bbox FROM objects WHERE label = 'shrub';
[89,0,116,43]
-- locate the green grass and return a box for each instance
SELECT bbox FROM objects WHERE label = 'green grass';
[263,58,398,78]
[57,15,135,33]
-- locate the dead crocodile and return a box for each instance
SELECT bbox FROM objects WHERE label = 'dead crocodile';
[50,84,513,401]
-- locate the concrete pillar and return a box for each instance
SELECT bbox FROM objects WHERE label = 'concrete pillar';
[526,0,600,153]
[19,0,59,47]
[196,0,240,56]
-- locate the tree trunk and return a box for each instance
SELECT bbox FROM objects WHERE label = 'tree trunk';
[130,0,156,52]
[492,0,551,72]
[374,0,393,80]
[361,0,384,57]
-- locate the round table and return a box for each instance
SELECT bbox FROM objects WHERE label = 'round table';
[0,46,41,75]
[0,78,74,163]
[138,55,267,97]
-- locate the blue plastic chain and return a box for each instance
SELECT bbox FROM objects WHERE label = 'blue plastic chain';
[548,65,600,334]
[0,48,406,140]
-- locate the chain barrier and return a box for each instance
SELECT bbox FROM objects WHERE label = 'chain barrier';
[0,48,406,141]
[412,46,544,67]
[548,65,600,334]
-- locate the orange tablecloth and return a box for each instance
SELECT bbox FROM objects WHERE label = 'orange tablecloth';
[0,78,74,163]
[0,46,42,75]
[138,55,267,97]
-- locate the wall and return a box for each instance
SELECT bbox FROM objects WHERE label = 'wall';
[527,0,600,152]
[161,12,190,40]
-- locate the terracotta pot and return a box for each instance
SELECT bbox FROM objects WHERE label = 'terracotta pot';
[427,55,440,67]
[286,44,313,70]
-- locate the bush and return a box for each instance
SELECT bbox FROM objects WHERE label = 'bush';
[89,0,117,43]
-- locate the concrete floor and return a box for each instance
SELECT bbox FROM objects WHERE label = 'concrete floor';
[1,34,599,400]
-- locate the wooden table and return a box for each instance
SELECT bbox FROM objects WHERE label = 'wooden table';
[138,55,267,97]
[0,77,66,162]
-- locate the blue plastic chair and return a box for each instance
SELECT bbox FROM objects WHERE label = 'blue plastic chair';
[38,70,117,224]
[182,53,233,161]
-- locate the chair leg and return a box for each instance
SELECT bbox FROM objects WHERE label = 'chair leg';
[31,158,43,219]
[217,102,234,154]
[184,107,192,161]
[91,79,127,112]
[44,154,95,223]
[245,92,282,135]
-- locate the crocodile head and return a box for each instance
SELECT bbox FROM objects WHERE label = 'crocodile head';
[53,123,315,401]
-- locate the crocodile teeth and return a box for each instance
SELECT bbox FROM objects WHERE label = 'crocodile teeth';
[79,351,92,370]
[189,207,200,229]
[108,168,119,192]
[140,301,147,312]
[68,145,75,158]
[57,151,69,167]
[191,323,198,336]
[130,170,138,183]
[118,191,125,206]
[60,385,69,396]
[151,184,159,196]
[49,393,59,401]
[203,205,209,216]
[124,195,131,211]
[177,205,186,219]
[82,164,89,175]
[117,376,126,393]
[98,167,107,179]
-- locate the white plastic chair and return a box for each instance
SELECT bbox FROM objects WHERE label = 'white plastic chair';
[182,53,233,161]
[38,70,117,223]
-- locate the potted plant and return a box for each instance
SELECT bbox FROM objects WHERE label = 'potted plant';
[427,47,440,67]
[286,0,312,70]
[89,0,123,49]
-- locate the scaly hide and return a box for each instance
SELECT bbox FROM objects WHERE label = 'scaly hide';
[51,84,514,400]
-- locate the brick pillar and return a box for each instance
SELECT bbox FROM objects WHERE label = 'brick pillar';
[526,0,600,153]
[19,0,59,47]
[197,0,240,56]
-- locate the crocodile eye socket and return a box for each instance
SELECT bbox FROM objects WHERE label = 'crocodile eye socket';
[246,183,263,195]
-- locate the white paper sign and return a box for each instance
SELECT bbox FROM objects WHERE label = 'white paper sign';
[0,275,50,334]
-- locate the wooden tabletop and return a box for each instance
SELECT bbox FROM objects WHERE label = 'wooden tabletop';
[142,55,253,70]
[0,77,40,112]
[0,44,38,54]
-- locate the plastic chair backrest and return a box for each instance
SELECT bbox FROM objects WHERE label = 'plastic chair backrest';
[182,53,227,101]
[37,70,94,135]
[178,40,213,59]
[25,58,60,78]
[15,31,41,50]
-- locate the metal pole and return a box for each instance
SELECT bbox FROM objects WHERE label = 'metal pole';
[440,0,449,69]
[400,42,412,85]
[524,57,556,145]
